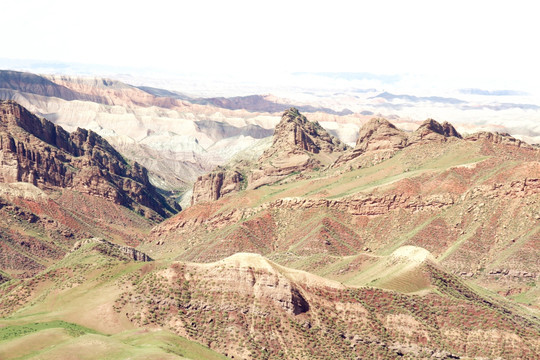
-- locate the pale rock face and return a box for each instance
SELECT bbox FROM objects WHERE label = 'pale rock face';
[335,117,408,165]
[355,117,409,152]
[194,253,311,315]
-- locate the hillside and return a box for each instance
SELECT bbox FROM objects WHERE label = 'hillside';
[0,101,176,278]
[150,114,540,313]
[0,243,538,359]
[0,96,538,359]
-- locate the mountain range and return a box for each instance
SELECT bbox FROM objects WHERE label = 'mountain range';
[0,72,539,360]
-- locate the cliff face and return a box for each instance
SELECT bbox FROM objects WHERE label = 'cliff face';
[191,170,243,205]
[260,107,348,160]
[0,100,176,219]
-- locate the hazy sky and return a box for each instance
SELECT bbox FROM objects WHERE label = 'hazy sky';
[1,0,539,91]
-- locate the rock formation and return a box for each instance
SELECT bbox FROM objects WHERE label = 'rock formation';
[248,108,348,189]
[71,237,153,262]
[335,117,408,164]
[0,100,177,218]
[191,169,243,205]
[408,118,462,145]
[191,108,348,204]
[465,131,533,149]
[260,107,348,160]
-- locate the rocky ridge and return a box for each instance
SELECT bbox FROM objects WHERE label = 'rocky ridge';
[336,117,463,166]
[110,250,538,359]
[0,100,177,219]
[157,176,540,241]
[71,237,153,262]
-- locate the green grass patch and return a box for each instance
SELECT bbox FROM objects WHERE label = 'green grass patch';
[0,320,102,342]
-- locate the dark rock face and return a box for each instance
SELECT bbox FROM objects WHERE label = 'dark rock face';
[0,70,80,101]
[290,287,310,315]
[0,100,176,219]
[441,121,462,138]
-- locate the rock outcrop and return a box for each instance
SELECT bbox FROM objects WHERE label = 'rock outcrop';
[248,108,348,189]
[408,118,462,145]
[191,108,348,204]
[335,117,408,164]
[197,253,312,315]
[191,169,243,205]
[0,100,176,218]
[409,119,462,145]
[71,237,153,262]
[465,131,533,149]
[259,107,348,160]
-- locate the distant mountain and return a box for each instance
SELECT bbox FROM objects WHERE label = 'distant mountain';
[459,88,528,96]
[370,91,466,104]
[195,94,354,115]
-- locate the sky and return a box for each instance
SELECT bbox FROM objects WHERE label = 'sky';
[1,0,539,92]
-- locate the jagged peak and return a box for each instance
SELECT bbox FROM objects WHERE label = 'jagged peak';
[441,121,462,138]
[0,101,176,218]
[409,118,462,144]
[355,117,408,151]
[262,108,348,158]
[0,100,125,163]
[283,107,303,119]
[415,118,461,138]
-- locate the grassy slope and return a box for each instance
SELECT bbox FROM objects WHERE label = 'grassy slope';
[144,138,539,320]
[0,244,229,360]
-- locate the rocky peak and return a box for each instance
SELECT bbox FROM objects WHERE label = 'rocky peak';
[261,108,348,160]
[408,118,462,145]
[191,108,349,205]
[441,121,462,138]
[335,117,408,166]
[355,117,409,152]
[0,100,177,219]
